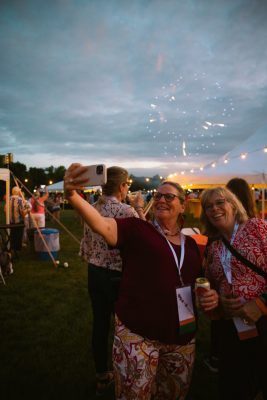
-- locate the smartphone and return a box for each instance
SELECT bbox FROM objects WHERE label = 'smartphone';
[80,164,107,186]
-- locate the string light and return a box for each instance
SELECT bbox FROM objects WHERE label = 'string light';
[167,145,267,177]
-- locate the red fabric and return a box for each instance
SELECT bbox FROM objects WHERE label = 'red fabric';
[206,218,267,300]
[115,218,202,345]
[30,197,45,214]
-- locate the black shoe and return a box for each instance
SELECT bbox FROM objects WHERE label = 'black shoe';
[203,356,219,373]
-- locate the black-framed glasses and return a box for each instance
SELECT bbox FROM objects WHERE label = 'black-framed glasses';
[153,192,181,202]
[205,198,226,211]
[124,180,132,187]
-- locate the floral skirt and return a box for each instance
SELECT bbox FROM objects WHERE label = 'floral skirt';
[113,315,195,400]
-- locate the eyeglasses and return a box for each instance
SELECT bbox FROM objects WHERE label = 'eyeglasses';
[205,198,226,211]
[124,180,132,187]
[153,192,181,202]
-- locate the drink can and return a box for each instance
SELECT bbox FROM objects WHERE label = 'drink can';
[195,277,210,297]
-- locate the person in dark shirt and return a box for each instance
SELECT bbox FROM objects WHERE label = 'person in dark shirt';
[64,163,218,400]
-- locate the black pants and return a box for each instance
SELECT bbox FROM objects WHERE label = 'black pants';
[218,318,267,400]
[209,319,220,359]
[88,264,121,375]
[10,224,24,251]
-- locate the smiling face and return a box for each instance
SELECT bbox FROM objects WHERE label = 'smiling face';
[153,183,185,224]
[204,192,236,236]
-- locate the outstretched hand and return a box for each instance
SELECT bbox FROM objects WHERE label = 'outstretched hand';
[64,163,89,198]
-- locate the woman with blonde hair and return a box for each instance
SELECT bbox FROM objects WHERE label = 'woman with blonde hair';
[9,186,27,252]
[30,188,49,228]
[200,186,267,400]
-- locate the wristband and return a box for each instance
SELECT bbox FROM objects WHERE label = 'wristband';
[255,297,267,316]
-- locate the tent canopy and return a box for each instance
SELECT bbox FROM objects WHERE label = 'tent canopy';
[170,173,266,189]
[46,181,101,192]
[169,126,267,189]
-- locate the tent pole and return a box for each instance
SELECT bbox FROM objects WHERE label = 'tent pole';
[5,173,10,225]
[262,188,265,220]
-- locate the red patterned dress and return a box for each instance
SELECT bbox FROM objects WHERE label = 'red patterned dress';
[206,218,267,300]
[205,218,267,400]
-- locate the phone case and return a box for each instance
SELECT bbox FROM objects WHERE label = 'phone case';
[80,164,107,186]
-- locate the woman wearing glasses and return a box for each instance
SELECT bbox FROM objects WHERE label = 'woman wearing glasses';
[200,187,267,400]
[64,164,218,400]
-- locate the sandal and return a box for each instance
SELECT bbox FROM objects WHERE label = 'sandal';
[96,371,114,396]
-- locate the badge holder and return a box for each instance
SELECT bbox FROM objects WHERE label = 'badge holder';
[176,286,196,335]
[233,317,258,340]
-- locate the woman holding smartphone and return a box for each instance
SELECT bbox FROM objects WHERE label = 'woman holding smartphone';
[64,163,217,400]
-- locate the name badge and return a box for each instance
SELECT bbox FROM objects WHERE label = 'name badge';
[233,317,258,340]
[176,286,196,335]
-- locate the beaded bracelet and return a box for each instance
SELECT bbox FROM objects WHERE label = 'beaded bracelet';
[255,297,267,316]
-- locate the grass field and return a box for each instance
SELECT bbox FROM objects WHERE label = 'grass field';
[0,205,219,400]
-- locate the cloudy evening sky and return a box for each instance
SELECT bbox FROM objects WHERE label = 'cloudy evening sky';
[1,0,267,176]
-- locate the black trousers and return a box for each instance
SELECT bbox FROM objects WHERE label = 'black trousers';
[10,224,24,251]
[88,264,121,375]
[218,318,267,400]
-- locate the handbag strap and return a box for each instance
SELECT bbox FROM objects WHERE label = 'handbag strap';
[222,237,267,280]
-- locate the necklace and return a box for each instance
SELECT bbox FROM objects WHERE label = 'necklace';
[153,220,180,237]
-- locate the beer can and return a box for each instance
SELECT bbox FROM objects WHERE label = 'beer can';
[195,277,210,297]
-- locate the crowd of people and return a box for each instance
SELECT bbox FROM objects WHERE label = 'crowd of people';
[1,187,65,264]
[1,168,266,400]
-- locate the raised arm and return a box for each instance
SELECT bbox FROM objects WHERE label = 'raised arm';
[64,163,118,246]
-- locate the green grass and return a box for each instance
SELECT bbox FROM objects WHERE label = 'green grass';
[0,206,218,400]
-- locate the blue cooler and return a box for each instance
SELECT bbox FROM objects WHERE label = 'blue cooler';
[34,228,60,261]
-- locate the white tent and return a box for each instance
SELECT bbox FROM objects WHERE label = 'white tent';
[169,126,267,219]
[0,168,10,224]
[169,126,267,188]
[46,181,101,192]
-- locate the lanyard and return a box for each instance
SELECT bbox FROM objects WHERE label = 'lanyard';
[220,223,239,285]
[153,220,186,285]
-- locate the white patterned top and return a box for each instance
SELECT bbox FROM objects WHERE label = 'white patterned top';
[79,196,139,271]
